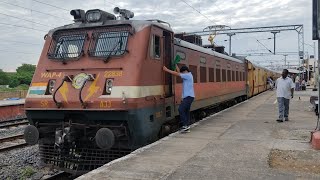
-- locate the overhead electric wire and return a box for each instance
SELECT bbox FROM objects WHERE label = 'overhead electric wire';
[0,12,53,28]
[0,1,70,21]
[0,22,47,32]
[0,49,38,55]
[0,39,41,46]
[105,0,118,7]
[179,0,216,24]
[255,39,273,54]
[0,42,41,47]
[31,0,69,12]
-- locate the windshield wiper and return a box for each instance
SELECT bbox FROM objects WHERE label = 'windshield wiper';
[104,39,121,63]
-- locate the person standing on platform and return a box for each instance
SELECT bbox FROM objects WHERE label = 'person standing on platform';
[163,65,195,132]
[267,76,274,90]
[275,69,295,122]
[295,75,300,91]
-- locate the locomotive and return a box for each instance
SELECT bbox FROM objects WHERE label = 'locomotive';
[23,8,279,175]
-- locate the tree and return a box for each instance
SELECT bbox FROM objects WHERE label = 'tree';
[0,69,9,85]
[16,64,36,74]
[8,75,19,88]
[15,64,36,86]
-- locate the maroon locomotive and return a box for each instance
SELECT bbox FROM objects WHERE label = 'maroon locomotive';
[24,8,248,175]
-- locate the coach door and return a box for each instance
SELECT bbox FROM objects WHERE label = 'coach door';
[162,30,174,120]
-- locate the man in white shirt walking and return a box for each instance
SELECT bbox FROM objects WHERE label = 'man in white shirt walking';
[275,69,295,122]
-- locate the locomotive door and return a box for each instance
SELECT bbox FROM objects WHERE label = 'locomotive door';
[162,30,174,120]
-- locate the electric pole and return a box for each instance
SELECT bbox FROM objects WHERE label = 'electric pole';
[227,33,236,55]
[271,31,280,54]
[283,54,288,67]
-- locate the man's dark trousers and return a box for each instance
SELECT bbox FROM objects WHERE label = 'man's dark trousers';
[179,96,194,127]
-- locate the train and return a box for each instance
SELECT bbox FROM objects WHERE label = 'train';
[23,8,280,175]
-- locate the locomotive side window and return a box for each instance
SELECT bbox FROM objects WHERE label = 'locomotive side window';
[48,34,86,59]
[89,31,129,57]
[176,63,184,84]
[150,35,161,59]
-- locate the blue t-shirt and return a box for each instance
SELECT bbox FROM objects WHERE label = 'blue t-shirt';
[180,72,195,98]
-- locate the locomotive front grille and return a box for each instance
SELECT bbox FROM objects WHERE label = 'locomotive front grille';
[39,144,131,174]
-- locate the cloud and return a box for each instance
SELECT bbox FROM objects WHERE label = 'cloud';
[0,0,314,71]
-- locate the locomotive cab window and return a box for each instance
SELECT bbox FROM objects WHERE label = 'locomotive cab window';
[48,34,86,59]
[150,35,161,59]
[89,31,129,58]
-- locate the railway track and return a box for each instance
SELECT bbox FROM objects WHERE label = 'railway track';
[0,134,28,152]
[0,118,28,129]
[43,171,72,180]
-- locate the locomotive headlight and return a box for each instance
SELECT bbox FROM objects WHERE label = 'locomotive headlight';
[85,10,101,22]
[48,79,56,94]
[105,79,113,94]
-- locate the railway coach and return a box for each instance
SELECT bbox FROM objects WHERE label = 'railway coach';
[23,7,274,175]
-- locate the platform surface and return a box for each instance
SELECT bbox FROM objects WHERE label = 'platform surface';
[78,89,320,180]
[0,99,25,107]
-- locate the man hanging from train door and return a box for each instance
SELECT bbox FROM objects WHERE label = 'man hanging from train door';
[163,64,195,132]
[275,69,295,122]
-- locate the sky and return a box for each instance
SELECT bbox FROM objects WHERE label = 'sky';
[0,0,315,72]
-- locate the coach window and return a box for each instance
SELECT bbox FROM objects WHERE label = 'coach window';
[189,65,198,83]
[236,71,239,81]
[209,68,215,82]
[216,67,221,82]
[227,70,231,81]
[243,72,245,81]
[200,57,207,83]
[200,67,207,82]
[150,35,161,59]
[222,69,226,82]
[232,71,235,81]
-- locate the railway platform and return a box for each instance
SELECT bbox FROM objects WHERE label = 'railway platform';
[0,99,25,121]
[78,89,320,179]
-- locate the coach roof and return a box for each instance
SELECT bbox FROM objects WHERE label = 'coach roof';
[174,38,244,64]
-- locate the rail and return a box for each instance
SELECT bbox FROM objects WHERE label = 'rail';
[0,120,28,129]
[0,134,24,143]
[0,117,28,128]
[42,171,71,180]
[0,134,27,152]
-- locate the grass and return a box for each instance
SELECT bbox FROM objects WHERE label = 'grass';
[0,85,29,92]
[20,166,36,180]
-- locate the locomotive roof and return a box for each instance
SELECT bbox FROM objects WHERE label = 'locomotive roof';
[48,19,173,36]
[174,38,244,64]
